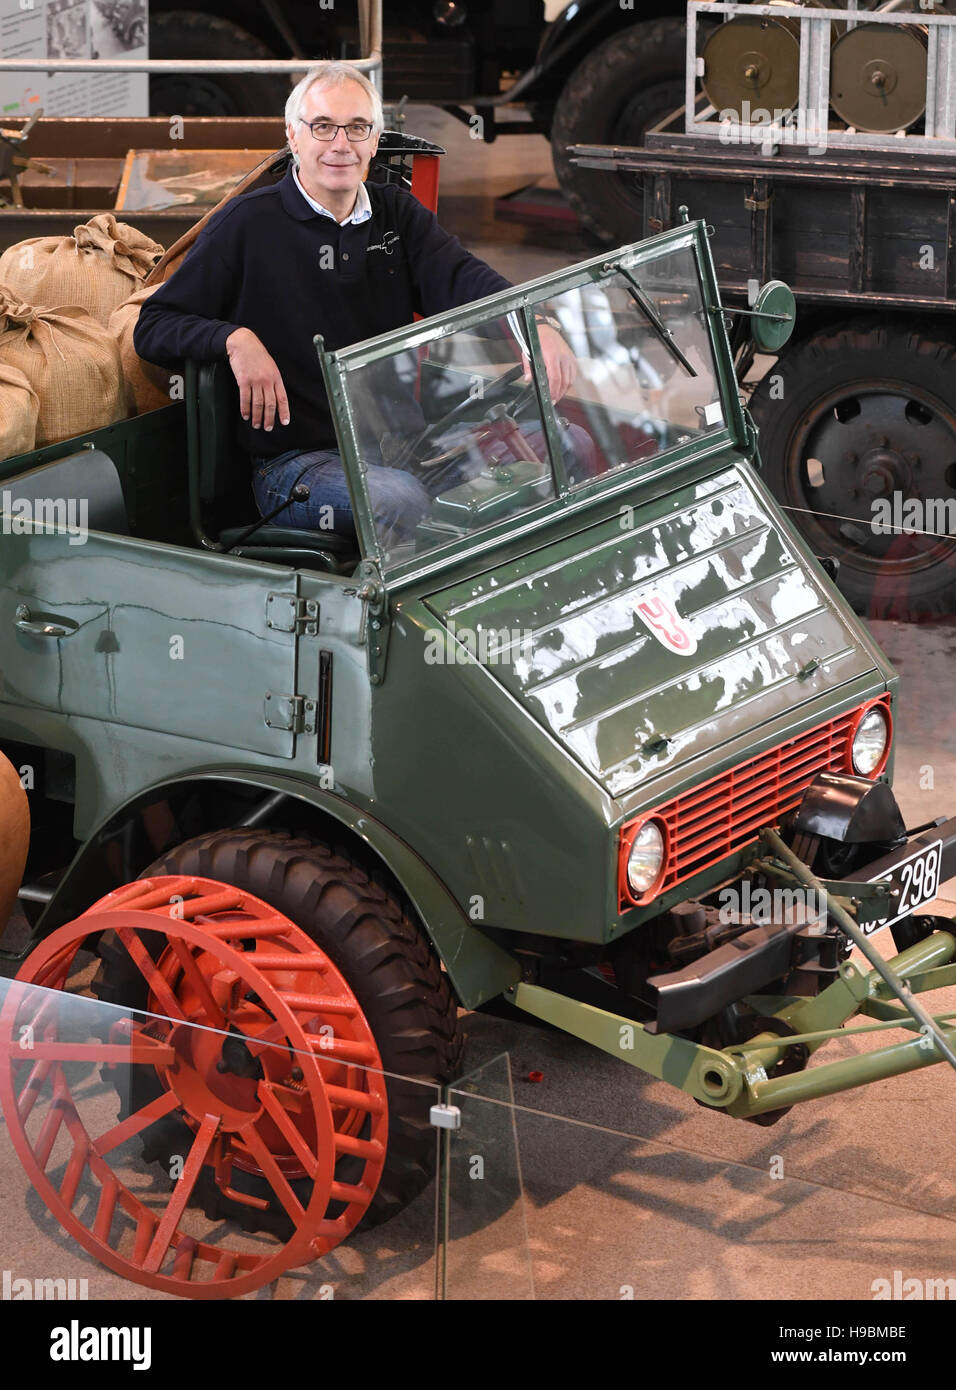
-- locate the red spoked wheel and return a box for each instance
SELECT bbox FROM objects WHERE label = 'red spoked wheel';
[0,875,388,1298]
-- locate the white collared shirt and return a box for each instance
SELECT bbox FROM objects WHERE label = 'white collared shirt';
[292,165,372,225]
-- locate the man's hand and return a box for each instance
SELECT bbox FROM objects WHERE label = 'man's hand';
[226,327,291,431]
[523,324,577,402]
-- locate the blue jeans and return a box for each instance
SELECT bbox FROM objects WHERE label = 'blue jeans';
[253,448,430,551]
[253,424,596,552]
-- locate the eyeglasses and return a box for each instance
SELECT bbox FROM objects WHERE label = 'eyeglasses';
[300,120,374,142]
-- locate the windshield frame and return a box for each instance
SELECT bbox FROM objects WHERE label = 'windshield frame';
[314,218,748,585]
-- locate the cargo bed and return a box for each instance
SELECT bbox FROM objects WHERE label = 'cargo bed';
[0,117,285,253]
[572,124,956,313]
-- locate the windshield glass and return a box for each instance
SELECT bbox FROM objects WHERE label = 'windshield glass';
[534,245,724,486]
[337,239,725,570]
[344,308,558,564]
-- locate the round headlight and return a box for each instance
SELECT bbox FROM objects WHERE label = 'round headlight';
[627,820,665,897]
[851,706,889,775]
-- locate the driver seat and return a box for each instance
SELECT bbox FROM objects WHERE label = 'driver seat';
[185,358,360,574]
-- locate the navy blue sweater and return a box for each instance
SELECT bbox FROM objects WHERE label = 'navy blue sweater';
[134,168,513,457]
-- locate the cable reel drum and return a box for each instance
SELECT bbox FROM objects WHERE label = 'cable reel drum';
[703,0,943,135]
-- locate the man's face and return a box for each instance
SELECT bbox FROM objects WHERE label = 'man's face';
[287,79,380,204]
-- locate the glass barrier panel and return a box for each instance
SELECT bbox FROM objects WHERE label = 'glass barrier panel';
[444,996,956,1301]
[0,973,441,1302]
[441,1052,534,1300]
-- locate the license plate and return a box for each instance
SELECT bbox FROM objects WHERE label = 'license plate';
[864,840,944,937]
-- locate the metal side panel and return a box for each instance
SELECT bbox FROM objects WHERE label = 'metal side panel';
[0,528,301,757]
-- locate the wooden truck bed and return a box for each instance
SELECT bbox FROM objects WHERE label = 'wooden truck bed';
[572,133,956,314]
[0,117,285,252]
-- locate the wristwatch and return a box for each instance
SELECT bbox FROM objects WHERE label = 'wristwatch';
[534,313,563,334]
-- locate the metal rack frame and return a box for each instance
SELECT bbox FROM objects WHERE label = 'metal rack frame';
[0,0,383,90]
[684,0,956,154]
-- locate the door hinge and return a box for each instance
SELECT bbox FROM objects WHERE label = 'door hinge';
[264,691,315,735]
[343,561,390,685]
[266,591,319,636]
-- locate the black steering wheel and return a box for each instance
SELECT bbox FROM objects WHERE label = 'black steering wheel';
[398,362,539,474]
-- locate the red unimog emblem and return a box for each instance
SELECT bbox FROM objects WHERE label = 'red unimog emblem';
[634,593,698,656]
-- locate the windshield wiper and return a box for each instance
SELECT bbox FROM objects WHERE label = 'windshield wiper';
[615,265,698,378]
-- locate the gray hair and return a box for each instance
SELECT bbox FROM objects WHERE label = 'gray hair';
[285,62,384,165]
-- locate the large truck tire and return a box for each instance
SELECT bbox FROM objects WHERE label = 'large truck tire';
[550,18,687,246]
[148,11,292,117]
[749,317,956,619]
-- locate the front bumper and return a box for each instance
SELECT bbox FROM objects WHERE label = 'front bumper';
[645,815,956,1036]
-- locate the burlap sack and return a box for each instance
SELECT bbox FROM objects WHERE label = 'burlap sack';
[0,750,29,940]
[0,362,39,458]
[109,284,176,416]
[0,287,125,447]
[0,214,164,326]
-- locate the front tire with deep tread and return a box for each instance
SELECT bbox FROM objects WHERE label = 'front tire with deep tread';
[92,829,463,1236]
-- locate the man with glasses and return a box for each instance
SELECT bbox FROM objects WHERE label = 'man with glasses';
[134,61,581,549]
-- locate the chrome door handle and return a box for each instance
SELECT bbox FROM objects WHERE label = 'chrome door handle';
[14,604,74,638]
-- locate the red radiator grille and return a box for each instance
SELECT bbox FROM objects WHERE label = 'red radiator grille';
[619,695,892,910]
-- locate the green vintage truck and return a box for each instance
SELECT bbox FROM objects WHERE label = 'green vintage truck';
[1,212,955,1298]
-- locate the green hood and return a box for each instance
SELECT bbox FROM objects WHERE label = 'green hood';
[423,465,877,799]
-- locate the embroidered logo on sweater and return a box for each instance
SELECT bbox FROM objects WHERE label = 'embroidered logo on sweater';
[367,231,401,255]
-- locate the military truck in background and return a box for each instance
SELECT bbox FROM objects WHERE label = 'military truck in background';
[145,0,692,245]
[148,0,956,252]
[570,0,956,619]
